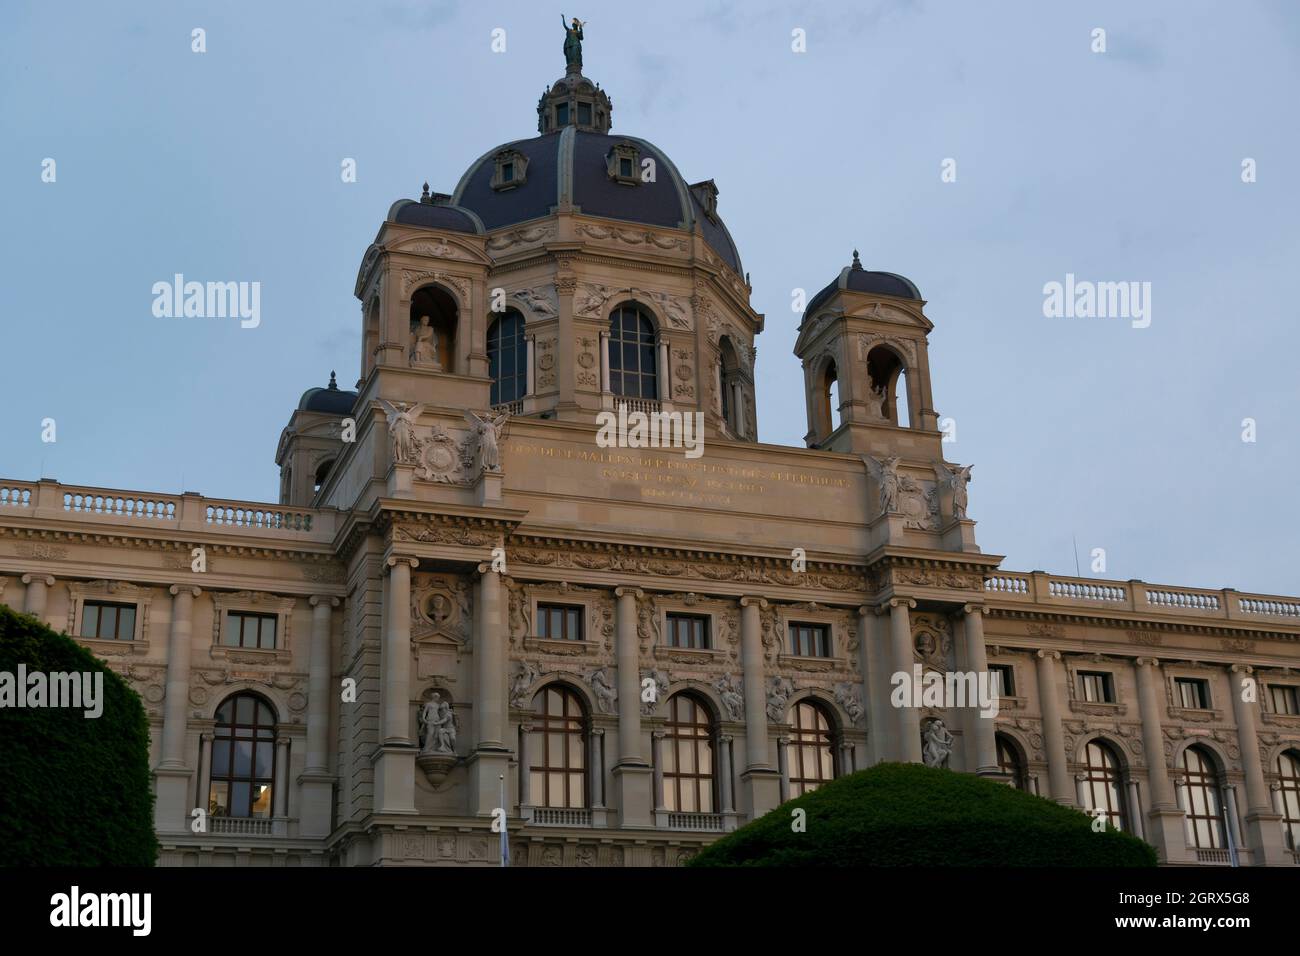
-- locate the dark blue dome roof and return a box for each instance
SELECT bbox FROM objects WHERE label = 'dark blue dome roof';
[298,372,356,415]
[449,128,743,274]
[804,252,922,319]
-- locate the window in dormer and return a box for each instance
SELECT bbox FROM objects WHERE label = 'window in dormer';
[578,102,591,125]
[556,102,569,125]
[490,149,528,191]
[607,142,641,185]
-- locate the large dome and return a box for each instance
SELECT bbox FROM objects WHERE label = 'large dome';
[436,128,743,274]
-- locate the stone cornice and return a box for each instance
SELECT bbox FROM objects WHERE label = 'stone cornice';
[0,523,337,564]
[985,605,1300,643]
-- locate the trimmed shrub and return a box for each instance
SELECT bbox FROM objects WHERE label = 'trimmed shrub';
[0,603,157,865]
[690,762,1157,867]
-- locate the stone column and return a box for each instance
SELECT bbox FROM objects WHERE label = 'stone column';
[1229,665,1288,864]
[718,734,735,814]
[21,573,53,626]
[1034,649,1073,804]
[732,382,744,436]
[612,587,651,827]
[714,363,723,416]
[195,733,212,815]
[652,731,666,812]
[962,604,1000,776]
[274,736,291,818]
[658,340,670,401]
[1224,785,1244,859]
[1075,773,1089,811]
[739,597,779,817]
[857,607,889,765]
[525,335,536,396]
[518,722,532,808]
[599,331,610,394]
[468,562,511,816]
[299,595,338,838]
[777,737,790,803]
[1127,780,1146,839]
[1134,657,1187,863]
[590,727,605,808]
[155,585,201,832]
[888,598,922,763]
[374,555,418,815]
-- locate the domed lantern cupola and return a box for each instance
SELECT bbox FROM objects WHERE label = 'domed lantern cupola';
[537,16,613,134]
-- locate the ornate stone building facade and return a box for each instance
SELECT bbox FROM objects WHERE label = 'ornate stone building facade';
[2,51,1299,868]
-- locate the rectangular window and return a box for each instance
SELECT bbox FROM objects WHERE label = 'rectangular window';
[501,162,514,183]
[989,664,1015,697]
[789,623,831,658]
[1271,685,1299,716]
[79,601,136,641]
[666,613,709,650]
[1080,671,1115,703]
[577,102,591,125]
[1175,678,1210,710]
[224,611,278,650]
[537,603,583,641]
[619,157,633,178]
[555,103,569,125]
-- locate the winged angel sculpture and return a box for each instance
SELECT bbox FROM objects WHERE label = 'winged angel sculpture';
[464,409,509,473]
[935,462,973,520]
[378,400,424,465]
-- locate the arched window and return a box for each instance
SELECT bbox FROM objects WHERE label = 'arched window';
[816,359,839,440]
[488,310,527,405]
[719,336,742,435]
[996,733,1028,791]
[313,458,334,495]
[409,284,458,373]
[662,694,714,813]
[1081,739,1127,830]
[209,693,277,818]
[1276,750,1300,851]
[789,700,836,796]
[528,685,587,809]
[1182,745,1226,849]
[865,344,908,427]
[608,304,657,400]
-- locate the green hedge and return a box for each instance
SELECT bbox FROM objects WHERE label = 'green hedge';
[690,762,1157,867]
[0,603,157,865]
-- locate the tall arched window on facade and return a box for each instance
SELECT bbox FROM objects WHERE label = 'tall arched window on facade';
[1182,745,1226,850]
[209,693,276,818]
[488,310,527,405]
[1081,739,1127,830]
[608,304,657,400]
[1276,750,1300,851]
[662,694,714,813]
[789,700,836,796]
[528,685,587,809]
[996,733,1028,791]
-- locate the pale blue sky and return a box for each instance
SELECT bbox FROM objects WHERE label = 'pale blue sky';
[2,1,1298,594]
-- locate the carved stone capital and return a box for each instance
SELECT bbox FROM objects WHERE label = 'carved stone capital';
[309,595,341,608]
[1035,649,1062,661]
[1230,663,1254,675]
[21,573,54,587]
[386,555,420,571]
[477,562,501,576]
[739,596,768,609]
[961,602,986,616]
[169,585,202,598]
[614,586,644,600]
[1134,656,1161,668]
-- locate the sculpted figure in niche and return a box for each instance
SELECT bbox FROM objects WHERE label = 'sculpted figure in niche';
[865,374,888,420]
[589,667,617,713]
[922,718,954,769]
[936,462,973,520]
[378,400,424,465]
[411,315,442,370]
[419,692,456,754]
[465,409,509,472]
[865,455,902,515]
